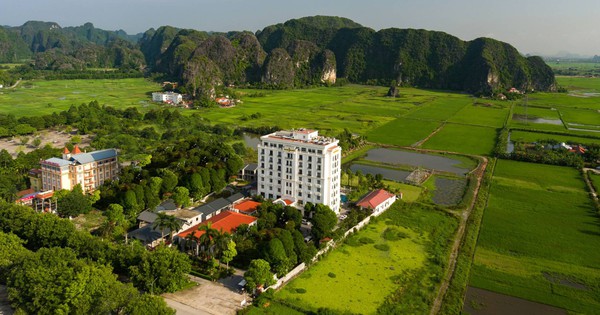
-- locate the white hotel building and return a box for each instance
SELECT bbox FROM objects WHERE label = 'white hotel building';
[257,129,342,213]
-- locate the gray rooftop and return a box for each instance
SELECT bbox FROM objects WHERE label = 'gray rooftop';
[155,199,178,212]
[194,198,231,216]
[137,210,158,223]
[226,193,245,204]
[244,163,258,172]
[128,225,167,244]
[44,157,72,167]
[71,149,117,165]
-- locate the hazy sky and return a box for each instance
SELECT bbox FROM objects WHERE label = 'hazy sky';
[2,0,599,56]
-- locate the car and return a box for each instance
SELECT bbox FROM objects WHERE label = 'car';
[304,235,313,242]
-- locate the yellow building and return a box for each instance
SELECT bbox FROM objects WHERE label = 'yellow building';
[40,146,119,193]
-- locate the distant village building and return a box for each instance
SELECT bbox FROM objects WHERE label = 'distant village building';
[152,91,183,105]
[40,146,119,193]
[257,128,342,213]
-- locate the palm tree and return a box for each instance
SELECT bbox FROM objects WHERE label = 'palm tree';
[185,232,200,256]
[152,213,183,243]
[214,231,231,269]
[197,222,219,259]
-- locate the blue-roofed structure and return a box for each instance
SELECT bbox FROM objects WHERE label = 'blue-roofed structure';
[40,145,119,193]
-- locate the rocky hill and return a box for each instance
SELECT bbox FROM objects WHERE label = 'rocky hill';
[0,16,556,96]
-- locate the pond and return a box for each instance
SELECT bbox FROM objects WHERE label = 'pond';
[348,164,411,182]
[506,132,515,154]
[362,148,469,175]
[242,133,260,149]
[431,177,467,206]
[463,286,567,315]
[512,114,563,125]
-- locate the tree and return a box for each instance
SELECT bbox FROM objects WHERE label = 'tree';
[6,247,138,315]
[152,213,183,242]
[57,184,92,217]
[265,238,292,276]
[221,240,237,268]
[0,231,29,281]
[33,137,44,148]
[311,204,337,241]
[159,168,178,195]
[124,294,175,315]
[197,222,220,259]
[129,245,192,294]
[172,186,190,208]
[188,172,206,200]
[244,259,275,291]
[100,204,128,238]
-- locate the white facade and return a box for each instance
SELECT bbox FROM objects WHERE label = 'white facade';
[257,129,342,213]
[152,92,182,104]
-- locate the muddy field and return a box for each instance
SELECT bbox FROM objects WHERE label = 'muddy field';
[0,129,91,157]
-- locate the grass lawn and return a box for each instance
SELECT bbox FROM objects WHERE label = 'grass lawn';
[71,209,105,231]
[381,180,422,202]
[470,160,600,314]
[421,123,498,156]
[366,118,441,146]
[0,78,162,117]
[243,300,305,315]
[275,202,457,314]
[510,130,600,146]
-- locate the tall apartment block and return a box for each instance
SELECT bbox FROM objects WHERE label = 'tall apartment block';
[257,129,342,213]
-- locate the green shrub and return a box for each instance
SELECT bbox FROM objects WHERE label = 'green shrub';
[296,288,307,294]
[359,237,374,244]
[328,272,336,278]
[374,244,390,251]
[382,227,408,241]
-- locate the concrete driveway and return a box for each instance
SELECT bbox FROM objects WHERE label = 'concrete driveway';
[162,275,250,315]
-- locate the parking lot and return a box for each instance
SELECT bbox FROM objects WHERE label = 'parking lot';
[162,273,249,315]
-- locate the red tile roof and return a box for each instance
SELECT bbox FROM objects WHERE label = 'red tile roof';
[357,189,395,209]
[62,147,70,154]
[284,199,294,205]
[16,188,35,197]
[178,211,257,239]
[233,200,261,213]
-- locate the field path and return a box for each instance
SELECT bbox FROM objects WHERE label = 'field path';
[412,122,445,147]
[7,79,21,89]
[583,168,599,201]
[429,154,488,315]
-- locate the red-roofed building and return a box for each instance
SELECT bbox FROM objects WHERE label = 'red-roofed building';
[177,211,257,240]
[569,145,587,155]
[232,200,261,215]
[356,189,398,216]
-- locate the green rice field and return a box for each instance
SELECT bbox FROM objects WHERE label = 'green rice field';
[510,130,600,146]
[0,78,162,117]
[421,124,498,155]
[366,118,441,146]
[447,101,510,128]
[470,160,600,314]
